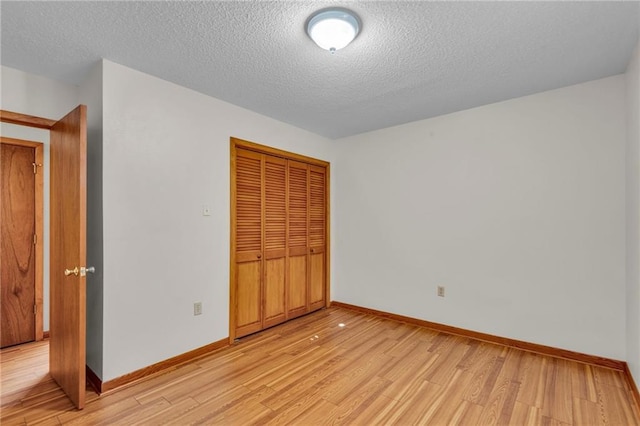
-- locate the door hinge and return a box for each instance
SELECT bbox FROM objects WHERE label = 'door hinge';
[34,304,37,315]
[32,162,42,174]
[33,234,37,245]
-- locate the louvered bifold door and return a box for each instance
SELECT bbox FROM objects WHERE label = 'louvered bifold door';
[287,160,309,318]
[308,165,326,311]
[234,149,263,338]
[263,155,287,328]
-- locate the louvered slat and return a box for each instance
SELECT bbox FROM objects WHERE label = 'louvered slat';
[236,152,262,252]
[265,158,286,251]
[288,163,308,248]
[309,167,325,247]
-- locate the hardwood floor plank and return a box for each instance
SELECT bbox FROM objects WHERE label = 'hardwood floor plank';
[569,361,598,403]
[2,307,639,425]
[463,351,506,405]
[320,349,392,405]
[517,353,548,408]
[243,345,339,391]
[377,339,433,380]
[424,370,476,424]
[263,396,336,425]
[599,382,640,425]
[55,394,140,425]
[192,385,274,425]
[380,352,440,401]
[259,354,349,411]
[130,396,200,425]
[450,400,484,425]
[160,386,255,424]
[393,379,444,424]
[425,336,470,385]
[323,375,392,424]
[89,397,171,426]
[541,358,574,424]
[572,397,604,425]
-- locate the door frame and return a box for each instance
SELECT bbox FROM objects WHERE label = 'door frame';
[229,137,331,342]
[1,107,88,409]
[1,136,45,342]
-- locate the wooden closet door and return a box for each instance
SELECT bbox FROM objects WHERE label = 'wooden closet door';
[263,155,287,328]
[308,165,326,311]
[287,160,308,318]
[234,149,263,338]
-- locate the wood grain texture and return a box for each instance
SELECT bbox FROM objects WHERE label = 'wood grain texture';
[263,155,287,329]
[1,137,45,343]
[332,301,627,371]
[1,143,36,348]
[235,261,262,337]
[2,307,639,425]
[0,110,56,129]
[0,136,48,340]
[264,258,286,327]
[287,255,307,317]
[49,105,87,409]
[234,148,263,339]
[230,137,330,167]
[324,163,331,308]
[33,143,44,342]
[309,164,326,310]
[626,362,640,412]
[230,138,330,341]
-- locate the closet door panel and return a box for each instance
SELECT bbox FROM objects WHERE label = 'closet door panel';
[288,256,307,316]
[309,250,325,311]
[234,149,263,337]
[287,160,308,317]
[309,165,326,310]
[264,258,286,326]
[235,262,262,336]
[231,138,329,340]
[263,155,287,327]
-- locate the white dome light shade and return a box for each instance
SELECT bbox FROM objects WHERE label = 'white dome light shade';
[306,9,360,53]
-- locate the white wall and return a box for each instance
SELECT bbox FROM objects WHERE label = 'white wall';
[2,60,631,379]
[334,76,627,360]
[101,60,334,381]
[0,66,79,332]
[627,41,640,384]
[79,62,104,378]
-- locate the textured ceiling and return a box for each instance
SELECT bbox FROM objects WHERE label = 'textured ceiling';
[1,1,639,139]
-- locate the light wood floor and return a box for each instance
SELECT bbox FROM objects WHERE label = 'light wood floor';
[2,307,639,425]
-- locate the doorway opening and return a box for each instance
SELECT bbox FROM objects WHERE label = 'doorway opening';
[0,107,89,410]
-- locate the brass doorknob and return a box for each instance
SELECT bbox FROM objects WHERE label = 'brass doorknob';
[64,267,79,276]
[64,266,95,277]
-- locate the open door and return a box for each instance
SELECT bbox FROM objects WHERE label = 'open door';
[49,105,87,409]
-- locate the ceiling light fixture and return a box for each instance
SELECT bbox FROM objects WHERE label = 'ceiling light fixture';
[306,8,361,54]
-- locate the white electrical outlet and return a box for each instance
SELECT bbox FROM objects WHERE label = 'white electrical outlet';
[437,286,445,297]
[194,302,203,316]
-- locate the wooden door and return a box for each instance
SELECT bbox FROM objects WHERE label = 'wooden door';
[234,149,263,338]
[263,155,287,328]
[1,144,36,347]
[49,105,87,409]
[308,165,326,311]
[287,160,308,319]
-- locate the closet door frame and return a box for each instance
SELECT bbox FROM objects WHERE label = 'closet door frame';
[229,137,330,342]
